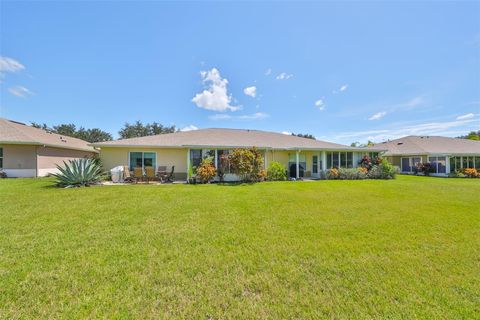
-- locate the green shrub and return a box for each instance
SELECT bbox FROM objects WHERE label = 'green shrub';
[229,147,266,182]
[196,157,217,183]
[267,161,287,181]
[51,158,104,188]
[448,171,466,178]
[338,168,367,180]
[325,168,339,180]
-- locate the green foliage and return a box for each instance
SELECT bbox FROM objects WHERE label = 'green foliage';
[266,161,287,181]
[118,121,176,139]
[337,168,367,180]
[51,158,104,188]
[195,157,216,183]
[458,130,480,140]
[228,147,265,182]
[31,122,112,143]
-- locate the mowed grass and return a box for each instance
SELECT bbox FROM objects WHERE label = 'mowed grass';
[0,176,479,319]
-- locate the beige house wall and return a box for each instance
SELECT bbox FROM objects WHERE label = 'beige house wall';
[36,146,95,176]
[1,144,37,170]
[99,147,188,179]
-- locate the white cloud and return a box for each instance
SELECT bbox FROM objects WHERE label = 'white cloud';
[8,86,33,98]
[368,111,387,120]
[264,68,272,76]
[333,84,348,94]
[275,72,293,80]
[243,86,257,98]
[456,113,475,120]
[0,56,25,75]
[281,131,292,135]
[334,118,479,144]
[314,98,325,111]
[403,96,424,109]
[209,112,268,121]
[180,125,199,132]
[191,68,240,112]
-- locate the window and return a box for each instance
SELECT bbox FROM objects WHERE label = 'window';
[217,150,231,173]
[190,149,203,168]
[312,155,318,174]
[401,157,421,173]
[450,157,456,173]
[326,152,354,169]
[0,147,3,169]
[401,158,410,172]
[347,152,353,168]
[129,152,156,171]
[476,157,480,170]
[429,156,446,174]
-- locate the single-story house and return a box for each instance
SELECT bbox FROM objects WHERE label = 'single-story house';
[370,135,480,176]
[0,118,98,177]
[92,128,385,181]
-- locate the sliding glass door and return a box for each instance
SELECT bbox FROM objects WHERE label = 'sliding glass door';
[129,152,157,170]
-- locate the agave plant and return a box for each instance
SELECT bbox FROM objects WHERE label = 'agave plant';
[51,158,104,188]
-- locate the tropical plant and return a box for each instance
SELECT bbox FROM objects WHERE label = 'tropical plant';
[51,158,104,188]
[217,153,230,183]
[415,162,435,176]
[196,157,217,183]
[326,168,339,180]
[267,161,287,181]
[229,147,265,182]
[337,168,367,180]
[462,168,479,178]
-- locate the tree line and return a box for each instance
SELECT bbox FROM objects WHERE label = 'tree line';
[31,121,176,143]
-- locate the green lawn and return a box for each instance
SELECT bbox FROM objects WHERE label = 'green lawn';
[0,176,479,319]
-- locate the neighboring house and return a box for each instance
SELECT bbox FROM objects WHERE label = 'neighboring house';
[0,118,98,177]
[92,128,384,181]
[370,135,480,176]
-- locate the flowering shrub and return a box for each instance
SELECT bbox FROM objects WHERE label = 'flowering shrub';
[338,168,367,180]
[415,162,435,176]
[196,157,217,183]
[326,168,339,179]
[358,155,382,170]
[267,161,287,181]
[229,147,265,182]
[462,168,480,178]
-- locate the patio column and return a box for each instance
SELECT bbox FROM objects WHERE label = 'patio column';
[186,148,190,178]
[214,149,218,168]
[317,151,321,175]
[321,151,327,171]
[296,150,300,179]
[445,155,450,174]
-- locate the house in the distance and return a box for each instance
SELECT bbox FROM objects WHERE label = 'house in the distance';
[0,118,98,177]
[371,135,480,176]
[92,128,385,181]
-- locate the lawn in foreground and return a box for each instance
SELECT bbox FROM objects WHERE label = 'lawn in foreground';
[0,176,479,318]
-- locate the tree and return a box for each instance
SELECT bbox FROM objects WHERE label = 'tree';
[118,121,176,139]
[458,131,480,141]
[30,122,112,143]
[292,133,315,140]
[350,140,375,147]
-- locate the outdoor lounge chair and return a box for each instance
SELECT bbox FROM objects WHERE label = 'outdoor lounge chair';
[133,167,143,183]
[156,166,167,183]
[145,166,156,183]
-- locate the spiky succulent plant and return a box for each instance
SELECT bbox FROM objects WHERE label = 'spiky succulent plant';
[51,158,104,188]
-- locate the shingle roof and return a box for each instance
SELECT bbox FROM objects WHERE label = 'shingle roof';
[0,118,98,153]
[370,135,480,156]
[93,128,384,151]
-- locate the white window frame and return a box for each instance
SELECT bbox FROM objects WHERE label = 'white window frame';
[0,146,3,169]
[128,151,157,171]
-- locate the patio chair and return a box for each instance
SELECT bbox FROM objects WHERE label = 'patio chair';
[123,166,133,183]
[145,166,156,183]
[157,166,167,183]
[165,166,175,183]
[133,167,143,183]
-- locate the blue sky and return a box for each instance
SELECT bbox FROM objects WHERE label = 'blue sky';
[1,1,479,144]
